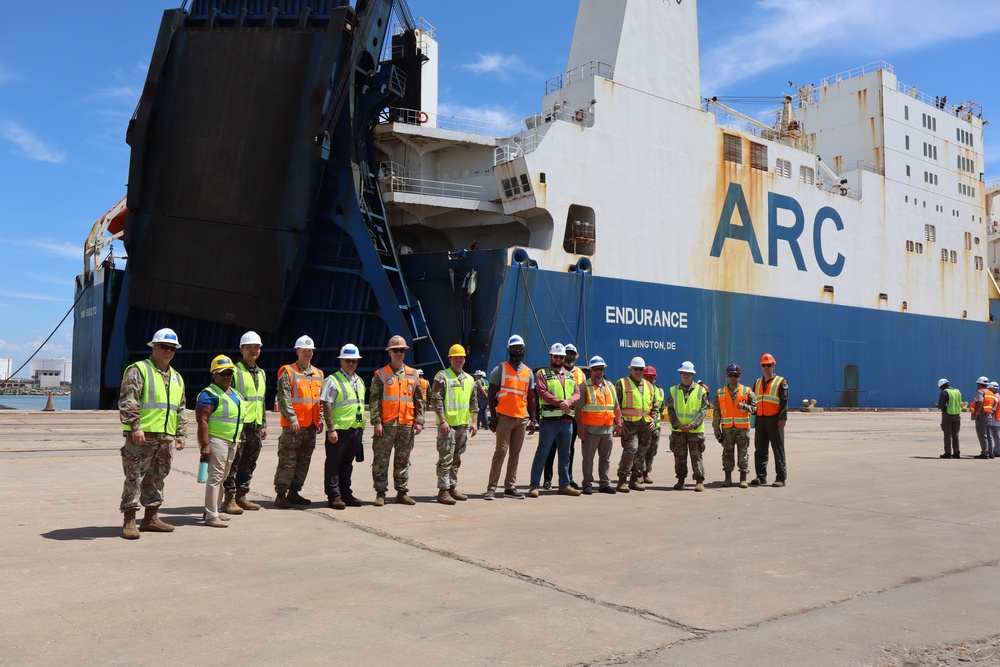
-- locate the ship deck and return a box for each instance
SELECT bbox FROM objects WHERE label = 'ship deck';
[3,410,998,665]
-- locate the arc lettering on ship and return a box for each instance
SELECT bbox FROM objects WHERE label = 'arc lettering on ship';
[710,183,846,278]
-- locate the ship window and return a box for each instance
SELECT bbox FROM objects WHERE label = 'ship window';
[906,240,914,252]
[724,134,742,164]
[925,224,936,242]
[906,165,910,177]
[941,248,949,262]
[775,158,791,178]
[965,232,972,250]
[501,177,521,198]
[951,250,957,263]
[519,174,532,194]
[904,105,909,120]
[975,256,984,270]
[905,135,910,150]
[933,146,938,160]
[916,242,924,253]
[750,142,768,170]
[799,166,814,185]
[563,204,596,256]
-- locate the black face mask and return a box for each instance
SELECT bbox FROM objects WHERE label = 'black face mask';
[508,349,524,365]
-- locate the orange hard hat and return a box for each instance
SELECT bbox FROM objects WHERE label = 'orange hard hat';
[760,353,776,365]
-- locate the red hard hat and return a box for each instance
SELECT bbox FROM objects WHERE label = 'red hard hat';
[760,353,776,365]
[643,365,657,377]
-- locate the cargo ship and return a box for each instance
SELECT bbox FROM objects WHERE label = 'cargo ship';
[73,0,999,409]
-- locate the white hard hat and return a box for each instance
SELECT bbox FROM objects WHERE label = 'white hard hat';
[629,357,646,369]
[589,356,606,368]
[564,344,578,354]
[294,335,316,350]
[677,361,697,374]
[417,369,424,376]
[240,331,262,347]
[549,343,566,356]
[507,334,525,347]
[938,378,949,389]
[991,382,999,391]
[148,328,182,349]
[338,344,362,359]
[474,370,486,377]
[977,376,989,385]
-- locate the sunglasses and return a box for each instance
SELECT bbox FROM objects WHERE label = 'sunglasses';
[761,363,774,368]
[217,370,234,376]
[727,372,741,377]
[389,348,407,354]
[155,344,177,351]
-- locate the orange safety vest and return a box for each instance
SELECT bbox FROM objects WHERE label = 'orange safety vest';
[754,375,785,417]
[420,377,429,397]
[278,363,324,428]
[496,361,532,419]
[375,364,418,425]
[717,385,751,429]
[579,381,616,427]
[982,390,996,415]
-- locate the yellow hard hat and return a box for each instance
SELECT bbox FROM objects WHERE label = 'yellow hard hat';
[448,344,467,357]
[210,354,237,374]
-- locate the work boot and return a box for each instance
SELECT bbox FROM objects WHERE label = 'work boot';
[121,509,140,540]
[617,477,630,493]
[739,472,748,489]
[138,506,174,533]
[558,486,582,497]
[396,491,416,506]
[643,474,653,485]
[772,480,786,487]
[222,492,244,515]
[750,476,765,486]
[374,491,386,507]
[723,471,732,487]
[448,488,467,501]
[527,487,540,498]
[694,480,705,492]
[287,490,312,505]
[628,475,646,491]
[274,490,292,509]
[673,478,686,490]
[437,489,456,505]
[235,490,261,511]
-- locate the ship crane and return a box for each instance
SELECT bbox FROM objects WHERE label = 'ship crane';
[815,155,848,194]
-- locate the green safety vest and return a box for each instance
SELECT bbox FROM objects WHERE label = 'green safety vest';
[329,371,366,430]
[945,387,962,415]
[539,368,576,419]
[618,377,653,422]
[122,359,185,436]
[670,383,706,433]
[233,361,265,425]
[654,385,666,421]
[205,383,244,443]
[437,368,473,426]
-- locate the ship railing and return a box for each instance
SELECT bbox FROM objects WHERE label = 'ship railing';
[987,178,1000,191]
[705,105,814,152]
[544,61,614,94]
[379,171,484,201]
[819,60,894,87]
[896,82,982,120]
[381,107,534,137]
[845,160,883,176]
[494,132,543,165]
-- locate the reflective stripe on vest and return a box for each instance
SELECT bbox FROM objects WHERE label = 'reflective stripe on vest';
[580,381,615,427]
[754,375,785,417]
[122,359,184,436]
[205,383,244,443]
[376,365,417,425]
[496,361,531,419]
[945,388,962,415]
[330,371,365,430]
[716,385,750,429]
[539,368,576,419]
[619,377,653,422]
[983,391,996,414]
[233,362,265,425]
[670,383,706,433]
[439,368,473,427]
[278,364,324,428]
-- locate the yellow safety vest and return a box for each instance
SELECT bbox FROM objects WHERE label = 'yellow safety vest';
[539,368,576,419]
[122,359,184,436]
[670,383,706,433]
[437,368,473,426]
[233,361,265,425]
[329,371,366,430]
[205,383,245,443]
[618,377,653,422]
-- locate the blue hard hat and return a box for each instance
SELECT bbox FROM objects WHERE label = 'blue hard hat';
[726,363,741,374]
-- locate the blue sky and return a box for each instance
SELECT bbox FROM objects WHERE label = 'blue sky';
[1,0,999,378]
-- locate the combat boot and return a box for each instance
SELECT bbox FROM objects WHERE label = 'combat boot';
[694,480,705,492]
[274,490,293,509]
[235,490,261,511]
[437,489,456,505]
[139,506,174,532]
[643,474,653,485]
[628,474,646,491]
[396,491,416,506]
[616,476,630,493]
[121,509,140,540]
[448,488,467,501]
[287,490,312,505]
[739,472,748,489]
[673,478,686,490]
[374,491,386,507]
[222,492,244,515]
[723,471,732,487]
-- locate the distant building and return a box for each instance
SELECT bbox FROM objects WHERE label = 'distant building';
[30,358,72,386]
[0,358,12,382]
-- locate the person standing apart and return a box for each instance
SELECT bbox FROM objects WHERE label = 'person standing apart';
[118,328,187,539]
[485,335,537,500]
[575,356,622,494]
[273,335,324,508]
[990,382,1000,458]
[195,355,244,528]
[222,331,267,514]
[751,353,788,487]
[642,365,664,484]
[667,361,710,491]
[428,344,477,505]
[475,370,490,430]
[712,363,756,488]
[370,335,424,506]
[971,376,993,459]
[615,357,659,493]
[937,378,962,458]
[529,343,581,497]
[320,344,366,509]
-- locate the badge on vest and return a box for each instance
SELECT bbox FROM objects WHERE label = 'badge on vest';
[386,378,394,386]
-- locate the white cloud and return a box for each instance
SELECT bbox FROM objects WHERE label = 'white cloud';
[0,120,66,163]
[86,85,141,103]
[0,237,79,261]
[0,291,68,302]
[701,0,1000,93]
[462,52,541,81]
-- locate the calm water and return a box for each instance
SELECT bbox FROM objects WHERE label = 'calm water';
[0,395,73,411]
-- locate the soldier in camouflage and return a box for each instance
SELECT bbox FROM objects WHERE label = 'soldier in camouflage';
[118,328,188,539]
[273,335,324,508]
[667,361,710,492]
[427,344,477,504]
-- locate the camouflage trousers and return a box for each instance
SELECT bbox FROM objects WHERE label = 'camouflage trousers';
[224,422,263,494]
[436,424,470,490]
[719,428,750,472]
[644,424,662,474]
[372,422,414,493]
[119,433,174,511]
[273,425,317,493]
[617,420,654,480]
[669,431,706,482]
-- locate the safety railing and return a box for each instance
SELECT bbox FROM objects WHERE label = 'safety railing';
[378,165,483,201]
[819,61,893,87]
[545,60,614,94]
[705,105,813,152]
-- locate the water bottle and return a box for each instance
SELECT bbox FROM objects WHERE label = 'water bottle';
[197,455,209,483]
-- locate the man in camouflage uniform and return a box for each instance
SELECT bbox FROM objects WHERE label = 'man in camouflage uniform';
[273,335,324,508]
[642,366,665,484]
[222,331,267,513]
[118,328,188,539]
[427,344,477,504]
[615,357,660,493]
[667,361,710,492]
[370,335,424,506]
[712,363,757,488]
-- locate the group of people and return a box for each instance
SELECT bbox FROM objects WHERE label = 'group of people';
[936,376,1000,459]
[116,328,790,539]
